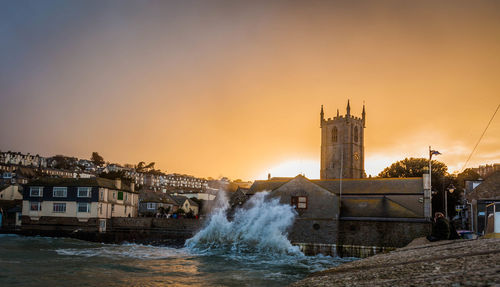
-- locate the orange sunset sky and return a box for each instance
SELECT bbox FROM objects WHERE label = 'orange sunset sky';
[0,1,499,180]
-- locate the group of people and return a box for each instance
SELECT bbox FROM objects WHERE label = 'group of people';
[427,212,460,242]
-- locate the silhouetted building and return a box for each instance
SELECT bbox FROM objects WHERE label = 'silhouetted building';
[234,175,429,248]
[320,100,366,179]
[473,164,500,179]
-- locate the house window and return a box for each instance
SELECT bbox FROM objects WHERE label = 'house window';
[147,203,156,210]
[111,204,114,212]
[291,196,307,210]
[100,191,104,201]
[113,192,116,199]
[118,192,123,200]
[53,187,67,198]
[30,201,41,211]
[78,202,90,213]
[78,187,91,198]
[332,127,338,142]
[30,187,43,197]
[354,126,359,143]
[53,203,66,213]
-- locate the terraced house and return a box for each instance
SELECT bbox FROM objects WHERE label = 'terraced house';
[22,177,138,232]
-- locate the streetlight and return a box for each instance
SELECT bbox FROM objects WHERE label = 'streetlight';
[428,146,441,219]
[446,184,455,219]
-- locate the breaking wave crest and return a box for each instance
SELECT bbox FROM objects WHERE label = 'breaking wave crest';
[185,191,301,255]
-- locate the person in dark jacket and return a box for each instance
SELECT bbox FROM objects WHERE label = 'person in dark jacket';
[427,212,450,242]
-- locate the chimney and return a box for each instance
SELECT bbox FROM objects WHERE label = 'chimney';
[115,178,122,190]
[268,173,271,180]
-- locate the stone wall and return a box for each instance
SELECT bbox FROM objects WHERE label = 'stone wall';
[290,218,337,244]
[21,216,100,232]
[111,217,203,232]
[337,219,430,248]
[20,216,204,246]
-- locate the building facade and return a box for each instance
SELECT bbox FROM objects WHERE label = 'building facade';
[0,151,47,168]
[320,101,365,179]
[238,175,429,248]
[22,177,138,232]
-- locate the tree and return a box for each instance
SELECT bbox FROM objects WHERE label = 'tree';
[135,161,146,172]
[50,155,78,170]
[145,162,155,171]
[455,168,480,189]
[378,157,447,180]
[91,152,105,167]
[379,157,454,217]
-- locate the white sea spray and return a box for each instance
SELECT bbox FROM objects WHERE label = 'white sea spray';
[185,191,301,255]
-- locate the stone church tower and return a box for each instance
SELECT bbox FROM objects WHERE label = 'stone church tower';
[320,100,366,179]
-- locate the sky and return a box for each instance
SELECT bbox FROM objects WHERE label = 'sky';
[1,0,499,180]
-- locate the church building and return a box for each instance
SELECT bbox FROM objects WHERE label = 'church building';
[229,100,431,255]
[320,100,366,179]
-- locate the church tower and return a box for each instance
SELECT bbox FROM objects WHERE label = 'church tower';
[320,100,366,179]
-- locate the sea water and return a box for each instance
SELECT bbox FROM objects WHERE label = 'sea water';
[0,192,355,286]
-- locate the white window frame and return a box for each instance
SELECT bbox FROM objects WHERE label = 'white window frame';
[53,187,67,198]
[77,187,91,198]
[77,202,90,213]
[297,196,307,209]
[147,203,156,210]
[30,187,43,197]
[30,201,41,211]
[53,203,66,213]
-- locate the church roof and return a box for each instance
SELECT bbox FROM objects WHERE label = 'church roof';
[340,196,422,218]
[312,178,423,195]
[249,176,423,195]
[249,175,425,218]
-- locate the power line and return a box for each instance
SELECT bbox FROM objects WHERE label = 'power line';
[461,103,500,172]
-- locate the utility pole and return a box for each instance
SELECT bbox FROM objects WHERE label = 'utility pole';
[428,146,441,219]
[339,145,343,210]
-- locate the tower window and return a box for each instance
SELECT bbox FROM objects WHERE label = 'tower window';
[332,127,338,142]
[354,126,359,142]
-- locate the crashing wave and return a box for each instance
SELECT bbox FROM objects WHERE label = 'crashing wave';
[185,191,301,255]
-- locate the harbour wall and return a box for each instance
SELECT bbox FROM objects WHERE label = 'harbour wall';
[19,216,203,246]
[16,216,430,256]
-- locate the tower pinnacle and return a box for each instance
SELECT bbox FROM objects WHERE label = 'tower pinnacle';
[362,102,366,128]
[320,105,324,127]
[346,100,351,117]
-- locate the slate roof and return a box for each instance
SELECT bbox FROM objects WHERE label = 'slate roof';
[248,180,289,194]
[313,178,424,195]
[466,171,500,201]
[139,191,176,204]
[235,187,250,194]
[27,177,137,193]
[249,175,425,219]
[15,167,37,178]
[249,177,423,195]
[340,196,422,218]
[0,184,10,191]
[169,195,198,207]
